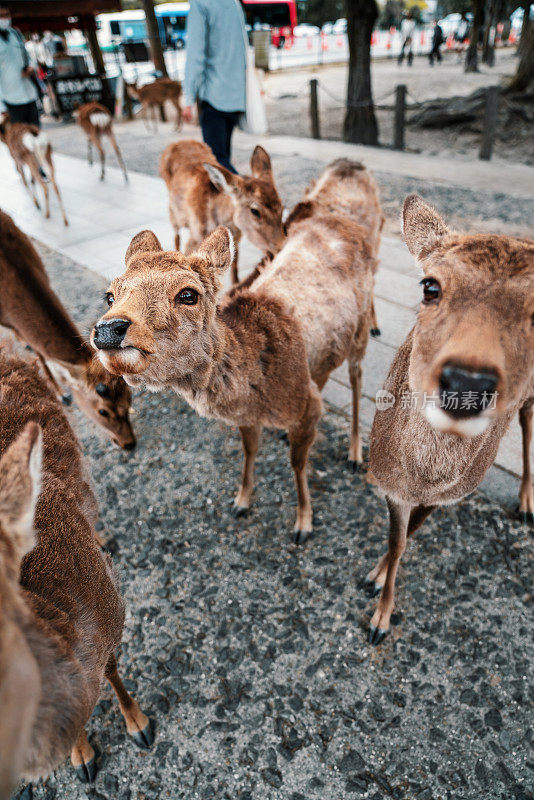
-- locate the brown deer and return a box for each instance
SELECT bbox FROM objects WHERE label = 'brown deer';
[0,209,136,450]
[75,101,128,183]
[159,139,285,284]
[125,77,182,132]
[366,194,534,645]
[0,348,153,800]
[0,116,68,226]
[90,159,378,541]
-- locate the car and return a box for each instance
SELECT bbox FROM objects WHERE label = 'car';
[332,18,347,33]
[321,22,334,34]
[294,23,320,37]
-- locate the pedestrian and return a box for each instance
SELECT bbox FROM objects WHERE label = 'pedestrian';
[183,0,246,173]
[428,18,444,65]
[455,12,470,60]
[0,3,40,126]
[398,10,415,66]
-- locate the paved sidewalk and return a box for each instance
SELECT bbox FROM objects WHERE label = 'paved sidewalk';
[0,135,529,508]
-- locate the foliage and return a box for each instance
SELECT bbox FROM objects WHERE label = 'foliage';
[297,0,345,26]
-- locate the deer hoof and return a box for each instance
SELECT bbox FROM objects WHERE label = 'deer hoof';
[61,392,73,406]
[75,751,98,783]
[363,578,382,597]
[293,529,310,545]
[279,431,289,445]
[519,510,534,525]
[232,503,249,518]
[368,624,388,646]
[370,327,381,338]
[131,720,154,749]
[19,785,33,800]
[348,460,362,474]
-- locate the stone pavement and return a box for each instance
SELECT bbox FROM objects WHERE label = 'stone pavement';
[1,123,532,511]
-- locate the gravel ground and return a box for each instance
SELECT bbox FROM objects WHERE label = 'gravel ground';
[10,242,533,800]
[47,120,534,239]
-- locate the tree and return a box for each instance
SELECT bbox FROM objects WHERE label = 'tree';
[139,0,168,76]
[298,0,345,26]
[464,0,484,71]
[506,12,534,91]
[343,0,379,145]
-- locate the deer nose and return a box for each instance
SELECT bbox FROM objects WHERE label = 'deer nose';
[439,364,498,418]
[93,319,131,350]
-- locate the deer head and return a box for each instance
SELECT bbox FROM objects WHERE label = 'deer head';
[90,228,234,390]
[203,146,285,255]
[53,359,136,450]
[403,194,534,437]
[0,423,42,800]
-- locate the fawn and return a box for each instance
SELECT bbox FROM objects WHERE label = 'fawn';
[75,101,128,182]
[0,116,68,226]
[366,194,534,645]
[91,159,378,541]
[159,139,285,284]
[0,209,136,450]
[126,77,182,132]
[0,349,153,800]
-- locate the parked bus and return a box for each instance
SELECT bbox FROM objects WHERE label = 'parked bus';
[95,4,189,51]
[241,0,298,47]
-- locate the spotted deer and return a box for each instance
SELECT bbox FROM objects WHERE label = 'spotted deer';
[159,139,285,284]
[90,159,378,542]
[0,116,68,226]
[125,77,182,132]
[75,101,128,183]
[0,349,153,800]
[0,209,136,450]
[366,195,534,645]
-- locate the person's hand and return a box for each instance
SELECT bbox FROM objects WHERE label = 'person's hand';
[183,105,193,123]
[22,66,34,78]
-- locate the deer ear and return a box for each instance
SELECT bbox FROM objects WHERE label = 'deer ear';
[125,230,163,266]
[402,195,449,259]
[0,423,42,564]
[203,163,236,195]
[194,227,235,274]
[250,146,272,179]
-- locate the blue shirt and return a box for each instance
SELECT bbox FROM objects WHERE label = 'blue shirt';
[184,0,246,113]
[0,28,37,106]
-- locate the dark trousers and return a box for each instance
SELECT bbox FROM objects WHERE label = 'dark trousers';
[200,100,241,174]
[429,43,442,65]
[4,99,40,126]
[398,40,413,66]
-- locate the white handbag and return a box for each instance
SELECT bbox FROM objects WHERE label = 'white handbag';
[235,0,268,135]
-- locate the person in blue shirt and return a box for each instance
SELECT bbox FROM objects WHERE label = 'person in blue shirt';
[183,0,246,173]
[0,4,40,126]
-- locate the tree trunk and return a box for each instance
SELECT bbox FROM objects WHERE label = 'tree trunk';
[517,0,531,57]
[465,0,484,72]
[343,0,379,145]
[140,0,168,77]
[506,16,534,92]
[85,25,106,75]
[481,0,496,65]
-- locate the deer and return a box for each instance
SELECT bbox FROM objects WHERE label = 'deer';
[159,139,286,284]
[0,116,68,226]
[90,159,379,542]
[365,194,534,646]
[74,101,128,183]
[0,209,136,450]
[125,77,182,132]
[0,348,153,800]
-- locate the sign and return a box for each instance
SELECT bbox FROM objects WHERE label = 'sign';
[48,73,113,114]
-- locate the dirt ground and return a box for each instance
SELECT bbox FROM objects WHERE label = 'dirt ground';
[262,49,534,164]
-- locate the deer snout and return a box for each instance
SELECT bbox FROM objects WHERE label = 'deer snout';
[439,364,498,418]
[93,319,131,350]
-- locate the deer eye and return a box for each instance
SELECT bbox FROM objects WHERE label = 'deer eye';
[98,408,109,417]
[250,207,261,218]
[420,278,441,305]
[176,288,198,306]
[106,293,114,307]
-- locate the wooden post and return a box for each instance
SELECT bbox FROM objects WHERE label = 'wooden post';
[479,86,499,161]
[393,84,406,151]
[310,79,320,140]
[85,25,106,75]
[140,0,168,77]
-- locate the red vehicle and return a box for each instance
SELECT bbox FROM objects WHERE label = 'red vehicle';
[241,0,297,48]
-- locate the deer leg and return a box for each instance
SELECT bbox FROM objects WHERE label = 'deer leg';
[109,132,128,183]
[29,161,49,219]
[289,386,322,545]
[18,163,40,209]
[46,154,69,226]
[348,359,363,471]
[228,227,241,284]
[370,297,381,337]
[152,105,158,133]
[87,138,93,166]
[71,728,97,783]
[519,398,534,524]
[105,654,154,749]
[368,500,436,645]
[234,424,261,515]
[172,98,182,130]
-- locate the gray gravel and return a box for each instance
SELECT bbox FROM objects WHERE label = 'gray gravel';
[11,242,533,800]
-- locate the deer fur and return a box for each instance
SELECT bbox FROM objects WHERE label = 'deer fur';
[91,159,378,541]
[0,209,135,450]
[0,117,68,226]
[126,77,182,132]
[75,102,128,183]
[159,139,285,284]
[0,349,153,799]
[366,194,534,645]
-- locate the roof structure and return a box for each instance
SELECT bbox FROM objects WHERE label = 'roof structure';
[8,0,121,31]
